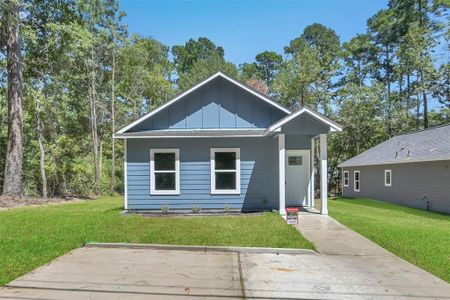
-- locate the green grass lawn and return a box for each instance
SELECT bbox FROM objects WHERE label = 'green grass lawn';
[0,195,312,286]
[329,197,450,283]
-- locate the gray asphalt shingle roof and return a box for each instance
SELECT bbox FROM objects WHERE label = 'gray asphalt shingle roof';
[339,124,450,167]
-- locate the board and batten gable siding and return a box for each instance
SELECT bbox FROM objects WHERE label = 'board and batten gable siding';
[130,77,287,132]
[342,160,450,214]
[126,137,282,211]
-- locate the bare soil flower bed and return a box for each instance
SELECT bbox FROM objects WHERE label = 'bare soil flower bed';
[0,195,92,209]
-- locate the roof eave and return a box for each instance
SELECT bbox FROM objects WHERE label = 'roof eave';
[339,157,450,168]
[266,106,342,134]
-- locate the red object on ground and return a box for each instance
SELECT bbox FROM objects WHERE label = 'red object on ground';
[286,207,299,225]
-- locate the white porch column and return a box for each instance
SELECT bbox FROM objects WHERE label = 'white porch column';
[278,133,286,216]
[319,134,328,215]
[309,137,315,208]
[124,139,128,210]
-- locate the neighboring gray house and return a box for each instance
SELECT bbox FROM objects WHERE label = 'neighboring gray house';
[340,124,450,214]
[114,72,342,215]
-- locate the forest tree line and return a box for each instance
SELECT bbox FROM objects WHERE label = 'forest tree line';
[0,0,449,198]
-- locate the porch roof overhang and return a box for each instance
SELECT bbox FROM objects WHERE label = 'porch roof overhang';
[265,107,342,135]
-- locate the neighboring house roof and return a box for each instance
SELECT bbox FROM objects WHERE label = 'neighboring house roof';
[266,106,342,133]
[116,71,291,134]
[339,124,450,167]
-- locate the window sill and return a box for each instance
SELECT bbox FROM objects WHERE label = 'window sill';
[150,191,180,196]
[211,190,241,195]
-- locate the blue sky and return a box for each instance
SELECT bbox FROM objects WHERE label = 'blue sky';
[119,0,388,65]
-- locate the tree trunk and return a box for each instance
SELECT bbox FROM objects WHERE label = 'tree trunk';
[416,88,421,130]
[110,51,116,194]
[418,0,428,129]
[406,73,410,116]
[386,46,392,137]
[99,139,102,182]
[37,112,48,199]
[89,50,100,195]
[421,69,428,129]
[2,0,24,197]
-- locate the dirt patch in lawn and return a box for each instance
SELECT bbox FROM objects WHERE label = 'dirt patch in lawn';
[0,195,94,210]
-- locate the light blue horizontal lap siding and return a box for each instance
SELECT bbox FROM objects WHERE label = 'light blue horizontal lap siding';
[126,138,279,211]
[130,77,288,131]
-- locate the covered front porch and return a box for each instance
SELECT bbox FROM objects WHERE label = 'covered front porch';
[266,107,342,216]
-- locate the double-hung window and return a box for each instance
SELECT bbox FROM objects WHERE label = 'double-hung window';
[343,171,349,187]
[385,170,392,187]
[150,149,180,195]
[210,148,240,194]
[354,170,360,192]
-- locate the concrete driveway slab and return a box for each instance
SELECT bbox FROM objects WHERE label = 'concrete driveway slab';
[1,247,244,299]
[2,244,450,299]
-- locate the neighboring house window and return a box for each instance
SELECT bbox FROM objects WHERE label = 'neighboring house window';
[150,149,180,195]
[210,148,241,194]
[343,171,349,187]
[354,171,360,192]
[385,170,392,187]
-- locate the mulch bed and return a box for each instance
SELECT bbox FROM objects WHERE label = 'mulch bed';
[0,195,93,209]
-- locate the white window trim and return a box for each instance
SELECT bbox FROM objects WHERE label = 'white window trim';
[343,170,349,187]
[210,148,241,195]
[385,169,392,187]
[150,149,180,195]
[354,170,360,192]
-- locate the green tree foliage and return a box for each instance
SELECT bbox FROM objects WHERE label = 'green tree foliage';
[274,23,341,112]
[0,0,448,198]
[172,37,225,75]
[117,35,173,118]
[273,47,322,107]
[172,38,237,90]
[177,53,237,90]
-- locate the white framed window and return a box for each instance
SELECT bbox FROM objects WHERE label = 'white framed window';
[343,171,349,187]
[354,170,360,192]
[210,148,240,194]
[385,170,392,187]
[150,149,180,195]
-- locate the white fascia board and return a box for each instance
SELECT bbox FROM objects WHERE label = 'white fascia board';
[116,72,291,134]
[113,134,266,139]
[266,107,342,133]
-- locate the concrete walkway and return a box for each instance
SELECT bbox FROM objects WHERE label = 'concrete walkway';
[297,211,393,256]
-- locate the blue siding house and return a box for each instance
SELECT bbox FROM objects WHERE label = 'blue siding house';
[114,72,341,215]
